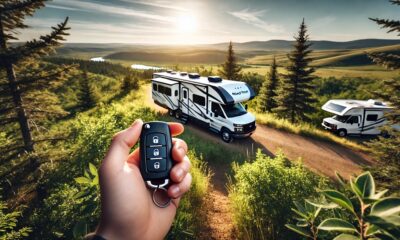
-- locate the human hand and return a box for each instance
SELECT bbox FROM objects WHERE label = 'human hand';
[95,119,191,240]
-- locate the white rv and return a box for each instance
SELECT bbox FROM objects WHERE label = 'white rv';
[151,71,256,142]
[321,99,393,137]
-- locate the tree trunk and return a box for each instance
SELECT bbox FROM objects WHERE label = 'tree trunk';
[5,64,34,152]
[0,16,34,152]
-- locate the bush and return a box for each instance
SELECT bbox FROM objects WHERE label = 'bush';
[0,197,31,240]
[229,150,324,240]
[287,172,400,240]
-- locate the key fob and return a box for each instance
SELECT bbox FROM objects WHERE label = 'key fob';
[140,121,173,189]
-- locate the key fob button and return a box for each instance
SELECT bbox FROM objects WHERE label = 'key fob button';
[147,159,166,172]
[146,146,166,159]
[146,133,166,146]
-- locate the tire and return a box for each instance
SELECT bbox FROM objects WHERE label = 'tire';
[337,129,347,137]
[221,128,233,143]
[168,109,174,117]
[174,110,181,119]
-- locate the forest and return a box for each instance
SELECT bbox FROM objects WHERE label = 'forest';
[0,0,399,240]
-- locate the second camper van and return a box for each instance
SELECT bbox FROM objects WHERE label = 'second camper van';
[151,71,256,143]
[321,99,393,137]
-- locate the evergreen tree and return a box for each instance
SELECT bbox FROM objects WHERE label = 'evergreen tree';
[77,71,96,110]
[0,0,71,179]
[121,72,139,92]
[218,41,241,80]
[274,19,316,123]
[258,56,279,113]
[366,0,400,192]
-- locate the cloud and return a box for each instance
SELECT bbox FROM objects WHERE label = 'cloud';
[46,4,87,12]
[51,0,174,23]
[312,16,336,29]
[119,0,186,11]
[227,8,284,33]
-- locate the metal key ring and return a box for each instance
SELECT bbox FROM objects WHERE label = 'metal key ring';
[152,187,171,208]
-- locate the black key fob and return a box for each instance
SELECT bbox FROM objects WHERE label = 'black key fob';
[140,121,173,189]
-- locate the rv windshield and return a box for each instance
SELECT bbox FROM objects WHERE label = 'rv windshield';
[333,115,350,123]
[221,103,247,118]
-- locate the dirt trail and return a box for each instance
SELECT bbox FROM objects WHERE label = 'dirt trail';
[144,85,374,239]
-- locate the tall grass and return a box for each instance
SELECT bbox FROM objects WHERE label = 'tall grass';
[255,112,369,152]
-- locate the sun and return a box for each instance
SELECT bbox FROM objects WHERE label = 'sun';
[176,14,198,33]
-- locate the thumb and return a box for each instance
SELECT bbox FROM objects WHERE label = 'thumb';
[102,119,143,170]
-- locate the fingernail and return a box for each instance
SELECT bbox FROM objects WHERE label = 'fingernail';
[170,185,180,197]
[175,168,184,180]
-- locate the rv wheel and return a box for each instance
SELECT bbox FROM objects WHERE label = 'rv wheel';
[168,109,174,117]
[174,110,181,119]
[221,128,233,143]
[338,129,347,137]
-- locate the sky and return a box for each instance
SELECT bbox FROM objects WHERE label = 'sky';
[16,0,399,44]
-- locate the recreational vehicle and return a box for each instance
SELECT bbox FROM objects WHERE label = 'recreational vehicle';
[151,71,256,142]
[321,99,393,137]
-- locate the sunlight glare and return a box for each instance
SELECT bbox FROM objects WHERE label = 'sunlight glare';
[177,14,198,33]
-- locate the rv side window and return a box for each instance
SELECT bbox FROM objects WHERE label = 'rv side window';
[183,91,187,99]
[165,87,171,96]
[158,85,171,96]
[193,94,205,106]
[367,114,378,121]
[175,90,178,97]
[153,83,158,91]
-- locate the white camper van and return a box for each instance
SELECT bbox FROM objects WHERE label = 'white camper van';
[321,99,393,137]
[151,71,256,142]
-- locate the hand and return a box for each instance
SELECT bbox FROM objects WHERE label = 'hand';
[95,119,192,240]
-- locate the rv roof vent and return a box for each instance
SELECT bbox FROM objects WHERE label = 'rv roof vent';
[189,73,200,79]
[166,70,172,73]
[180,72,188,76]
[368,99,384,106]
[208,76,222,82]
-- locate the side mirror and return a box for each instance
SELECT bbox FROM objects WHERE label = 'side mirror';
[245,104,248,110]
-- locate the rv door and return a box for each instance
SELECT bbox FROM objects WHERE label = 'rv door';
[181,87,189,115]
[346,115,362,134]
[362,111,383,134]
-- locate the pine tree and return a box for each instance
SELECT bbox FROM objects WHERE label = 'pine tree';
[218,41,241,80]
[77,71,96,110]
[258,57,279,113]
[274,19,316,123]
[121,72,139,92]
[0,0,71,178]
[366,0,400,192]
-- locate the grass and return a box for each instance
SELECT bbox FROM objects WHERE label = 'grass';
[254,112,369,152]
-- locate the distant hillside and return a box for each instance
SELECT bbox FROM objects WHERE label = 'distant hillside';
[210,39,400,51]
[105,49,234,64]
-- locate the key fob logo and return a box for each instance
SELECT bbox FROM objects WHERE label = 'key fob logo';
[154,162,160,169]
[153,149,160,157]
[153,136,159,144]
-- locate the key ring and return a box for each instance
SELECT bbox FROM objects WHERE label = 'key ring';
[147,179,171,208]
[152,187,171,208]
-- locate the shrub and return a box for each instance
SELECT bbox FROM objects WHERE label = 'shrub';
[287,172,400,240]
[0,197,31,240]
[229,150,324,240]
